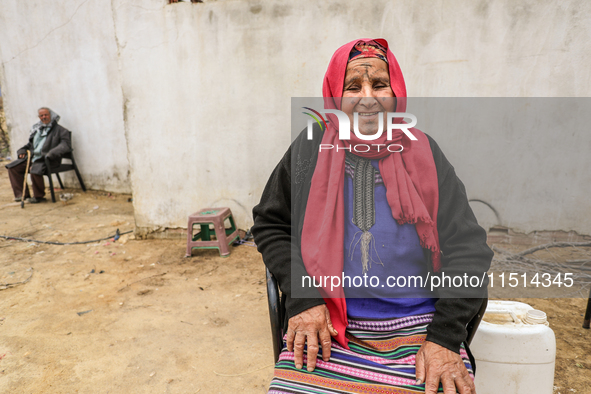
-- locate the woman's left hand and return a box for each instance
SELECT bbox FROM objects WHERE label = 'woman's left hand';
[415,341,476,394]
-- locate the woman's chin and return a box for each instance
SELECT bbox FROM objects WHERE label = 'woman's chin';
[356,124,382,136]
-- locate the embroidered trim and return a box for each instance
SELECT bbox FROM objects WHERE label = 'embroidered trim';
[294,154,311,185]
[345,153,383,273]
[345,160,383,184]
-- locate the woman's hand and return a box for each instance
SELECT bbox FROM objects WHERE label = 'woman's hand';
[285,304,338,372]
[415,341,476,394]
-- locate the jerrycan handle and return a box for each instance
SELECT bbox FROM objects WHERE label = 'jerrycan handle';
[485,309,521,324]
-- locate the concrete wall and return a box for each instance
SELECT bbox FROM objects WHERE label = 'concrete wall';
[2,0,590,234]
[0,0,130,192]
[410,98,591,234]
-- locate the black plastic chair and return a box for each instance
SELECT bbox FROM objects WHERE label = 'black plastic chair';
[266,268,285,363]
[266,267,488,363]
[44,149,86,203]
[583,287,591,329]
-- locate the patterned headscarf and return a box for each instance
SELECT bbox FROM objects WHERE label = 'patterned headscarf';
[347,40,388,63]
[31,108,60,136]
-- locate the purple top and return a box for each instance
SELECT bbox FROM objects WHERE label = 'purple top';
[343,159,437,319]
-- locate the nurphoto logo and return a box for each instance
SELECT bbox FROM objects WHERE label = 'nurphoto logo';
[302,107,418,153]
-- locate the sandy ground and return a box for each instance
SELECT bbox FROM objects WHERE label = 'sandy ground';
[0,163,274,393]
[0,161,590,393]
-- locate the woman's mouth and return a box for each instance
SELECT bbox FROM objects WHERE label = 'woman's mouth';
[358,112,379,117]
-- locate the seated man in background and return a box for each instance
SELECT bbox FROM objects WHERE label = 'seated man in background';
[5,107,71,203]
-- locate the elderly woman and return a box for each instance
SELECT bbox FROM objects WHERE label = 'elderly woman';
[252,39,492,394]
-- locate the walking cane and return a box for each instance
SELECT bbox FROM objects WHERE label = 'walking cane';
[21,150,31,209]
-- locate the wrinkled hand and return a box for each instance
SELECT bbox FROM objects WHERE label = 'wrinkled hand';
[415,341,476,394]
[286,304,338,372]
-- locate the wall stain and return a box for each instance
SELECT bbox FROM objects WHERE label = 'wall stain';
[250,4,262,14]
[272,4,291,18]
[475,0,489,18]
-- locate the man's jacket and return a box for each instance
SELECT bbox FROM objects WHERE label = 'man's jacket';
[6,123,72,176]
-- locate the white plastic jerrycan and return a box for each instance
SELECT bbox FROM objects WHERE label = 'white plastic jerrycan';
[470,300,556,394]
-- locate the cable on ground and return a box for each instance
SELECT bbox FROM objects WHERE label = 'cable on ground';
[0,229,133,246]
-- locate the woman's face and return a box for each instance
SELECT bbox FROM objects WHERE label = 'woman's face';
[341,57,395,136]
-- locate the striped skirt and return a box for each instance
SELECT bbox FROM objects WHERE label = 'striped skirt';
[268,313,473,393]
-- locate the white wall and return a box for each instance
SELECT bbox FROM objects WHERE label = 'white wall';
[112,0,591,234]
[410,98,591,234]
[2,0,590,234]
[0,0,130,192]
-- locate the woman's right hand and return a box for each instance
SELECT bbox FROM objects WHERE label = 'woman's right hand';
[285,304,338,372]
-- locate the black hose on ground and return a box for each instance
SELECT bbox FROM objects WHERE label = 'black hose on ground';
[0,229,133,246]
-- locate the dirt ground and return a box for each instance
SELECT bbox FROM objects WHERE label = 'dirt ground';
[0,163,274,393]
[0,161,590,393]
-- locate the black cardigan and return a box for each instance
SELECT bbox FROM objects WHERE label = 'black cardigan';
[252,127,493,353]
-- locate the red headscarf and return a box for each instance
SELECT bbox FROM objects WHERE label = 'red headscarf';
[301,38,441,348]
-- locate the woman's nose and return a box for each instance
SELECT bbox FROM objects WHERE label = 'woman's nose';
[357,85,379,107]
[359,83,376,97]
